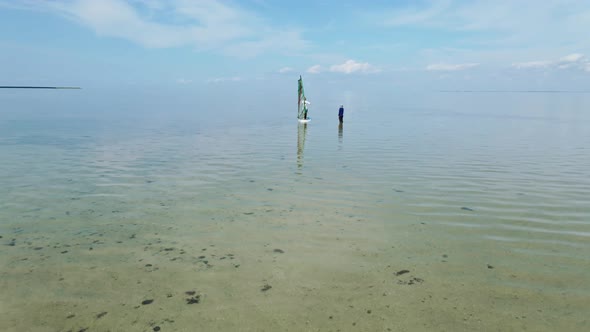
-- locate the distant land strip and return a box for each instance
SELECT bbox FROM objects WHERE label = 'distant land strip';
[439,90,590,93]
[0,86,81,89]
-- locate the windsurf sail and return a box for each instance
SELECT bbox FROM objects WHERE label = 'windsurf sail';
[297,76,309,120]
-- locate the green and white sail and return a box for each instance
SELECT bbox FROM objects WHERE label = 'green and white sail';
[297,76,310,120]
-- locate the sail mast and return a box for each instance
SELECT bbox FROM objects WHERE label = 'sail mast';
[298,76,302,119]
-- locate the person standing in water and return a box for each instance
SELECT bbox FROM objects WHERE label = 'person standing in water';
[338,105,344,123]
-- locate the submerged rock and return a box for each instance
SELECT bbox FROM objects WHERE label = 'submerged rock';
[186,295,200,304]
[397,277,424,285]
[395,270,410,276]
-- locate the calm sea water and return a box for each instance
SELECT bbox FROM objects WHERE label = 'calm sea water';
[1,89,589,331]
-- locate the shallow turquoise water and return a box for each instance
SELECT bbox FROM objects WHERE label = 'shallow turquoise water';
[1,90,589,331]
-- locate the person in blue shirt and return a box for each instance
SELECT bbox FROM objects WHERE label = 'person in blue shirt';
[338,105,344,123]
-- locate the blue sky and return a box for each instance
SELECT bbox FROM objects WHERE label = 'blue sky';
[1,0,590,91]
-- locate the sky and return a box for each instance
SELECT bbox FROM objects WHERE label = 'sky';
[1,0,590,92]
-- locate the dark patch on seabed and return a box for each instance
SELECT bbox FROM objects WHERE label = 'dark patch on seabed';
[393,269,424,285]
[395,269,410,276]
[186,295,201,304]
[397,277,424,285]
[1,218,300,331]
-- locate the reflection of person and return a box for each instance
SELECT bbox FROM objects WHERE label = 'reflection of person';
[338,105,344,123]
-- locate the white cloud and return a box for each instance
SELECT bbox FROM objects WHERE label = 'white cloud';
[207,76,242,83]
[307,65,322,74]
[176,78,192,84]
[371,0,590,62]
[512,53,589,72]
[380,0,451,27]
[375,1,590,34]
[304,60,380,75]
[511,61,553,69]
[278,67,294,74]
[2,0,309,56]
[426,63,479,71]
[222,29,309,58]
[45,0,244,48]
[560,53,584,62]
[329,60,380,74]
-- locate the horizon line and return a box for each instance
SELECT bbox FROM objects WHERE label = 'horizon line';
[0,86,81,89]
[438,90,590,93]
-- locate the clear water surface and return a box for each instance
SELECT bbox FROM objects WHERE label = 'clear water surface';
[1,89,589,331]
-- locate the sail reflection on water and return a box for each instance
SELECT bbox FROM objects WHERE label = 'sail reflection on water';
[297,122,307,170]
